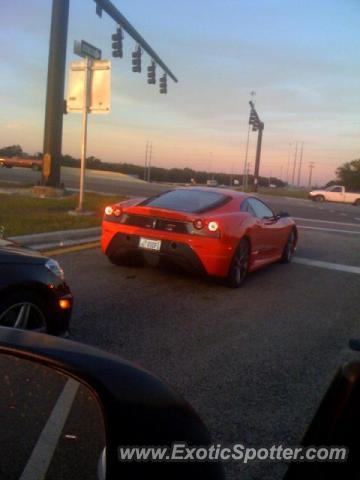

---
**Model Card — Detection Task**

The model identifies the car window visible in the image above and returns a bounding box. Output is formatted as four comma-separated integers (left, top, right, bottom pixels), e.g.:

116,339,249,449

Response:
240,199,256,216
331,187,343,192
141,189,230,213
247,198,274,219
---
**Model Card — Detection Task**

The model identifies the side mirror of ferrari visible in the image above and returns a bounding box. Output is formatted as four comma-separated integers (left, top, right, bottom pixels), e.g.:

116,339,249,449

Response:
0,327,224,480
277,211,290,218
284,361,360,479
263,216,277,224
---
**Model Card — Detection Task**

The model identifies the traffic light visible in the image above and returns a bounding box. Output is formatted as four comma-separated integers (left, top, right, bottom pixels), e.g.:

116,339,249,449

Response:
159,73,167,94
132,46,142,73
249,108,260,131
112,28,123,58
147,61,156,84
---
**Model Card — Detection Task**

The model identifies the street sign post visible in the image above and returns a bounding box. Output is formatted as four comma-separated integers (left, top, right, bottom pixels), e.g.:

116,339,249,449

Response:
68,41,110,212
67,60,111,113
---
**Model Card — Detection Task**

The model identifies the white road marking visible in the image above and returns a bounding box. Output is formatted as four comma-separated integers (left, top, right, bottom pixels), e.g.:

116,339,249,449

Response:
294,257,360,275
340,213,348,216
20,378,79,480
293,217,360,228
298,225,360,234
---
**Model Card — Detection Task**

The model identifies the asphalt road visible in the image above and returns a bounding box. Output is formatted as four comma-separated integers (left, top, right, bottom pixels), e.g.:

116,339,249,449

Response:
2,166,360,479
54,210,359,480
0,165,170,197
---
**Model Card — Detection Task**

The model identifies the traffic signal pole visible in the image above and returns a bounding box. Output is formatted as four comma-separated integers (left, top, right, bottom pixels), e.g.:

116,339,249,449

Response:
42,0,69,187
253,122,264,193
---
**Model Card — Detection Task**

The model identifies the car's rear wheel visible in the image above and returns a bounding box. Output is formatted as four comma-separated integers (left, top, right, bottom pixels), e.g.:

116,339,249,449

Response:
226,238,250,288
32,163,41,171
0,291,48,332
354,199,360,206
314,195,324,202
280,229,296,263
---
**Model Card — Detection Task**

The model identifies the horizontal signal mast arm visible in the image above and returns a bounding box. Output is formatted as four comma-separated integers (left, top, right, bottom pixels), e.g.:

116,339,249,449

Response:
94,0,178,83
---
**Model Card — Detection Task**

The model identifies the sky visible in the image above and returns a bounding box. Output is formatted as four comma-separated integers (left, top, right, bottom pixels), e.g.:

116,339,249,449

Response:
0,0,359,186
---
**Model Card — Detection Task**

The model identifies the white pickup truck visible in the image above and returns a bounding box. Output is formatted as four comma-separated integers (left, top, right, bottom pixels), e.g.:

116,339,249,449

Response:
309,186,360,206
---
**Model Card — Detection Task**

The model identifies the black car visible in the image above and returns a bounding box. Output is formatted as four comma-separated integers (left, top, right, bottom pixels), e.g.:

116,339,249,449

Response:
0,244,72,335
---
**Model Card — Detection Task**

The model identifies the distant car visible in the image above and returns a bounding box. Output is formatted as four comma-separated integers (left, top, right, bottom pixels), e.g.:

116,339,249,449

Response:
309,185,360,206
206,179,218,187
0,157,42,171
102,187,297,287
0,244,72,335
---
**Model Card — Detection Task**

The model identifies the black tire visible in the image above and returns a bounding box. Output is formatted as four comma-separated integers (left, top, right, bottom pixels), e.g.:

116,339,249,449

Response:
0,291,49,332
280,229,296,263
354,199,360,206
32,164,41,171
226,238,250,288
314,195,324,202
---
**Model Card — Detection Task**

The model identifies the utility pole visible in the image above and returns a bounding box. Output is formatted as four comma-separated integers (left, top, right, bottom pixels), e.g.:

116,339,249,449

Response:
41,0,177,190
248,100,264,193
286,143,292,184
242,124,251,191
297,142,304,187
291,142,298,186
245,163,251,190
144,141,149,181
242,91,256,191
42,0,70,188
308,162,315,188
253,121,264,192
147,142,152,182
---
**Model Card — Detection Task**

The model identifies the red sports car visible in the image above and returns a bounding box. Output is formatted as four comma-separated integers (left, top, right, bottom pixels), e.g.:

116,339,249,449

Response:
101,187,297,287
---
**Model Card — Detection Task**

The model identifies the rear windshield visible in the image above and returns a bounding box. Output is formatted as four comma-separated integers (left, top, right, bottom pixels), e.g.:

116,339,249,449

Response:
141,189,230,213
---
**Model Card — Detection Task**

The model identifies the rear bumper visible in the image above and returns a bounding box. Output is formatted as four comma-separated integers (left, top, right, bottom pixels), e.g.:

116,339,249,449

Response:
106,233,207,275
102,221,234,277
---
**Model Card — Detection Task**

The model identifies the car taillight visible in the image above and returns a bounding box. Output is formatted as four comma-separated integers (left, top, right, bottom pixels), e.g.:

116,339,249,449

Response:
208,221,219,232
105,206,113,216
193,219,204,230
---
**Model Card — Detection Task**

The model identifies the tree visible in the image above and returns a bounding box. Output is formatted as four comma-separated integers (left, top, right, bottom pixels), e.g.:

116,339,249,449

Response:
336,159,360,192
324,180,340,189
0,145,23,157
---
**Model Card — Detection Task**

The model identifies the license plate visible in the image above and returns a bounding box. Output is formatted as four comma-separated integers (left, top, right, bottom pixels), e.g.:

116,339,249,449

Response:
139,237,161,251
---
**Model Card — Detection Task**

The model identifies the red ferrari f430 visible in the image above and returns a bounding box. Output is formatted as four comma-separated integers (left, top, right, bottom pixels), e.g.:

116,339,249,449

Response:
102,188,297,287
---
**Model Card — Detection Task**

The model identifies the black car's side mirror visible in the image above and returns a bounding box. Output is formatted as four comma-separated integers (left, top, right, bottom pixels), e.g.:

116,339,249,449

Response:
285,361,360,479
0,327,224,480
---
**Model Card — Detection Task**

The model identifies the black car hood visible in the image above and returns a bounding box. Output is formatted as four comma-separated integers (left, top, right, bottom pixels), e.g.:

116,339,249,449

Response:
0,245,47,265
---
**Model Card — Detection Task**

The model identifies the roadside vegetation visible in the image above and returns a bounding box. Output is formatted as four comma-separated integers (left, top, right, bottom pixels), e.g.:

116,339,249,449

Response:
0,192,123,237
257,187,309,199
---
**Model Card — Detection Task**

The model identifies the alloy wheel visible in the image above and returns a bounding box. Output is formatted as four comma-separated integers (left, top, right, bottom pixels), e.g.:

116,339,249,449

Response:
0,302,46,331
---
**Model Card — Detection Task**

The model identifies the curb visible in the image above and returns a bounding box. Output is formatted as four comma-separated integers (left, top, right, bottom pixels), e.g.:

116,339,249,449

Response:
8,227,101,252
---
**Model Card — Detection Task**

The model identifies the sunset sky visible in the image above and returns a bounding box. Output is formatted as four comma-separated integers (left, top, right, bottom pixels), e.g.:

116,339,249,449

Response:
0,0,359,185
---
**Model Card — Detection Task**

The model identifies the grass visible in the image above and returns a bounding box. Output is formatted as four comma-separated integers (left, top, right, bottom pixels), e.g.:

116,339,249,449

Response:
232,186,310,199
0,192,124,237
257,187,310,199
